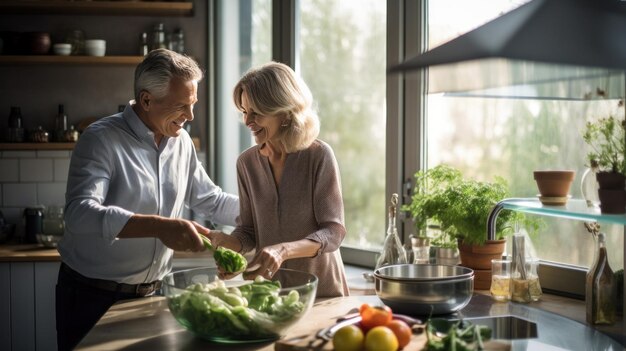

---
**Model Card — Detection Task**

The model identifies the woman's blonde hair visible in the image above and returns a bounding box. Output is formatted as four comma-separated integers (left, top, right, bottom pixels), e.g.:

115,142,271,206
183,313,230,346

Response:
233,62,320,152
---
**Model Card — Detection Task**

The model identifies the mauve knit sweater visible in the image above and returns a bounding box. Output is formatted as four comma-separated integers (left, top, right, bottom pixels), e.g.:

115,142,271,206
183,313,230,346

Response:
231,139,349,297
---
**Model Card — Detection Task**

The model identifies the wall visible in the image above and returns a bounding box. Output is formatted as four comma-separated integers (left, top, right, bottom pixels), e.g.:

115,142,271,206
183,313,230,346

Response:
0,1,209,238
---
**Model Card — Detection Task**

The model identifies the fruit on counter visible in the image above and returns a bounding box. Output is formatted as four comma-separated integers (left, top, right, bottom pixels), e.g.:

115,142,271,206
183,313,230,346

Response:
364,326,399,351
359,303,393,329
332,324,365,351
385,320,412,349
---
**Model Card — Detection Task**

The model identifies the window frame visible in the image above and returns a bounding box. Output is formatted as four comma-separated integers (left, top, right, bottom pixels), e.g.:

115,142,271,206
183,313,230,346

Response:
209,0,593,297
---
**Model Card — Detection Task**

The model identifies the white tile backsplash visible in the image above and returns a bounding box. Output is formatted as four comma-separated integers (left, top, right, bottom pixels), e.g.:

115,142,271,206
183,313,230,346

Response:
1,150,70,211
0,159,19,182
37,183,66,206
3,151,36,158
54,159,70,182
20,159,53,182
3,183,38,207
37,150,72,158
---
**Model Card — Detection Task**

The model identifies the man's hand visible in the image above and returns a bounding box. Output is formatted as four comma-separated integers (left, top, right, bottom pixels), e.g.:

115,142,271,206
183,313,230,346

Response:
118,214,210,252
158,219,209,252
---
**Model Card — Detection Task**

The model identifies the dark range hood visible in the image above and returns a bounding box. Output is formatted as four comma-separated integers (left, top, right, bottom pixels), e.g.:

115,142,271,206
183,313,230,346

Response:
390,0,626,100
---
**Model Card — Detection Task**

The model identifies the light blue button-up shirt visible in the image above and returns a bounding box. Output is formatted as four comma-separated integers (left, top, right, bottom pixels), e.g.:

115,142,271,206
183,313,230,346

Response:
58,103,238,284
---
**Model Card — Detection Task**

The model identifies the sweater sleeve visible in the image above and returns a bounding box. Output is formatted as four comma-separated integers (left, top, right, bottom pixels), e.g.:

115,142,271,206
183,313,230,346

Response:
305,141,346,255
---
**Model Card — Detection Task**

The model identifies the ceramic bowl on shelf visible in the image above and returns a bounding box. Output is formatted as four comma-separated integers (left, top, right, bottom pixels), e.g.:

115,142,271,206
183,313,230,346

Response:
84,39,106,57
162,266,318,343
533,170,575,205
53,43,72,56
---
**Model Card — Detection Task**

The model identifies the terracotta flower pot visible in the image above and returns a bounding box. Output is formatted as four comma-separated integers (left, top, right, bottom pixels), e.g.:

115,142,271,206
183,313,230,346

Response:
458,239,506,270
533,170,575,198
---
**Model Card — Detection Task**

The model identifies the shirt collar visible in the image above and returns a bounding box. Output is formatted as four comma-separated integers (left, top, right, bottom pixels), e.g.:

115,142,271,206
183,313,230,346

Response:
123,101,170,150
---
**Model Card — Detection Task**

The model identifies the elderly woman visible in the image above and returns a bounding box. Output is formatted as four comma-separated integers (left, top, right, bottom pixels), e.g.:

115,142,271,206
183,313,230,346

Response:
209,62,349,297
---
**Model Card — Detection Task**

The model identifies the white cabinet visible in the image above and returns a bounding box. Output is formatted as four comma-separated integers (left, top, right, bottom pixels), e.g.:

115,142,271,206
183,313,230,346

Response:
0,261,60,351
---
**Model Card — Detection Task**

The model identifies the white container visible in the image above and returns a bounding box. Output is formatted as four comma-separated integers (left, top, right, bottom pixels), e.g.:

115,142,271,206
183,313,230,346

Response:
85,39,106,57
52,43,72,56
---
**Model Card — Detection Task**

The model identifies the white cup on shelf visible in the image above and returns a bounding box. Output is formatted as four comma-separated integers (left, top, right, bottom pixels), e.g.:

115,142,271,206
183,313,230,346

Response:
84,39,106,57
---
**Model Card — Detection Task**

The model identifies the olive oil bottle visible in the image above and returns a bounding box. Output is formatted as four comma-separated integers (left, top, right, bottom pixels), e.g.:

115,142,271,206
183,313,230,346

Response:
586,232,616,325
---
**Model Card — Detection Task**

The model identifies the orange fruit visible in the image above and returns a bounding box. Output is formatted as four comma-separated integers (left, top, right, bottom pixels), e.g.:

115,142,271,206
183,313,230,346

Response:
386,320,412,348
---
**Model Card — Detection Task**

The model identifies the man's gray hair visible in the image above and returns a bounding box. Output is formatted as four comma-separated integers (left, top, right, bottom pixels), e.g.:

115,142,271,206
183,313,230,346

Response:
134,49,203,101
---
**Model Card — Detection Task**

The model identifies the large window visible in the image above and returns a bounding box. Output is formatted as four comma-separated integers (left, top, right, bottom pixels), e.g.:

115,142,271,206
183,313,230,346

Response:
426,1,624,274
215,0,272,195
299,0,387,250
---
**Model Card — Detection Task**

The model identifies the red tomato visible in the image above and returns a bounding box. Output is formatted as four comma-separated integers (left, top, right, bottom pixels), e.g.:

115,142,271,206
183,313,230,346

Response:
359,304,393,330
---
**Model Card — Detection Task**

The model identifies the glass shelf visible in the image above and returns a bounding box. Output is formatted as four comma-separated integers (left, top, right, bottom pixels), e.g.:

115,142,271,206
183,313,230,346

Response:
500,198,626,226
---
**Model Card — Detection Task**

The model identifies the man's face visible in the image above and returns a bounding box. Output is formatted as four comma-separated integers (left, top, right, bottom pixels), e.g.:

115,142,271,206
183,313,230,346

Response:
142,76,198,141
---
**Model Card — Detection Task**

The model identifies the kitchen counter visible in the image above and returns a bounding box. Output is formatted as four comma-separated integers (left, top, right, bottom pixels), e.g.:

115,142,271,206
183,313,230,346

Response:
76,293,625,350
0,243,213,262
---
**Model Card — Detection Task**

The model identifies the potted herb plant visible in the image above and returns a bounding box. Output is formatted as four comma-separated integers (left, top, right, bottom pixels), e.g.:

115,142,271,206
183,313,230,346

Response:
403,165,524,288
582,100,626,214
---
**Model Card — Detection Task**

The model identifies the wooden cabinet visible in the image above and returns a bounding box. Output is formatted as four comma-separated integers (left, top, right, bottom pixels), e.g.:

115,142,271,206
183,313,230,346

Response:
0,1,194,16
0,261,60,351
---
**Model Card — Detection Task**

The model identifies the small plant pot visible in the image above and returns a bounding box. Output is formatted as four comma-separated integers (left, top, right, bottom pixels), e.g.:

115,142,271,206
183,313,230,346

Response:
598,189,626,214
596,171,626,190
533,170,575,205
458,239,506,270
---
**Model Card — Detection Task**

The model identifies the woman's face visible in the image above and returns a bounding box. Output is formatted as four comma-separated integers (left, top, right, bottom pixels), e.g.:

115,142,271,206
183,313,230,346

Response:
240,91,283,146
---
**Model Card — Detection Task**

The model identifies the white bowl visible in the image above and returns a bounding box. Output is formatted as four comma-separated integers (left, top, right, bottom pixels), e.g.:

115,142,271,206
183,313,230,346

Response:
85,39,106,57
53,43,72,56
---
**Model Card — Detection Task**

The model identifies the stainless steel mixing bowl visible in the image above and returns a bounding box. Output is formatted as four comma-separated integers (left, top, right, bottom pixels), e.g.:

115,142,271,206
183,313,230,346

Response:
374,264,474,316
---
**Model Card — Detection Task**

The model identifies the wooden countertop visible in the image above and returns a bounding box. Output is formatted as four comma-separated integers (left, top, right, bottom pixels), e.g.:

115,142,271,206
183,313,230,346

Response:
0,244,60,262
0,243,213,262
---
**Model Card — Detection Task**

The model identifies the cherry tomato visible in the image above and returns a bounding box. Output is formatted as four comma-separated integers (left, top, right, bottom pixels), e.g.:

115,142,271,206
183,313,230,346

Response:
332,324,364,351
386,320,412,349
364,326,399,351
359,303,393,330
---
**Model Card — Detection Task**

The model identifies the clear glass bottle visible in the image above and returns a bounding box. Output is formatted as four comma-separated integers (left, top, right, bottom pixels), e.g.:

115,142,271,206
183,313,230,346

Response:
55,104,68,142
7,106,24,142
375,193,407,269
586,232,616,325
140,32,149,56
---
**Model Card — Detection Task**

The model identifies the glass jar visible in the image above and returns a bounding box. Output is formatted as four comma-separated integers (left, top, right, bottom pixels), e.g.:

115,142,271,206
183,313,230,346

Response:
581,167,600,208
7,106,24,142
151,23,167,51
511,257,542,302
65,29,85,55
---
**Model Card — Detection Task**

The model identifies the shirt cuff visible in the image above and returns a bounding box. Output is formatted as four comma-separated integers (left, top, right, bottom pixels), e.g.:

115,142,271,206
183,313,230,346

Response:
102,206,134,243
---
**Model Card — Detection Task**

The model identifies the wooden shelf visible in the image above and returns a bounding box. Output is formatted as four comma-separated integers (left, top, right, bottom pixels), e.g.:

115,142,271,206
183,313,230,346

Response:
0,1,193,16
0,143,76,150
0,55,144,65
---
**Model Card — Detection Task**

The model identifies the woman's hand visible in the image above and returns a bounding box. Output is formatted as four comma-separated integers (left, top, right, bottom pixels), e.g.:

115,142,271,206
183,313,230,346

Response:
243,244,287,280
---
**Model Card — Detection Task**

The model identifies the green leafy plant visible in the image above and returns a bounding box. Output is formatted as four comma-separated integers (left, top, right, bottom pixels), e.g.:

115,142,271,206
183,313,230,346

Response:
582,100,626,175
403,164,521,246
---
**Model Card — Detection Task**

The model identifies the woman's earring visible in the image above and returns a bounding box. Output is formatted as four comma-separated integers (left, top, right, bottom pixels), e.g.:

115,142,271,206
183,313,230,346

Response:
281,121,289,127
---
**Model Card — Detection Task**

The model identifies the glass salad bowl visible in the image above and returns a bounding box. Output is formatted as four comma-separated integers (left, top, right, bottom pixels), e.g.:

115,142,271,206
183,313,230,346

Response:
162,266,318,343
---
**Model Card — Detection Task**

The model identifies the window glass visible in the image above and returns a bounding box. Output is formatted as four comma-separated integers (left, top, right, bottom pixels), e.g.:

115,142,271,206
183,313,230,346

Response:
300,0,387,248
216,0,272,194
426,1,624,270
